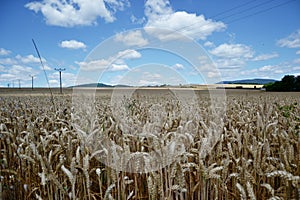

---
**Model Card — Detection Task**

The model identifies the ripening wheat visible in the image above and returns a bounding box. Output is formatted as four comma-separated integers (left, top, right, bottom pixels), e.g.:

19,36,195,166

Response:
0,91,299,199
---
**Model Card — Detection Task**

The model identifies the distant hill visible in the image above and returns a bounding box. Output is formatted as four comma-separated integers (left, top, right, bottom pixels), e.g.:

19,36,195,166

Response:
218,78,277,85
70,83,131,88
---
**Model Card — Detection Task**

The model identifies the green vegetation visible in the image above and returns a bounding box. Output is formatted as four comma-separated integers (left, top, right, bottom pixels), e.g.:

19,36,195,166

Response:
264,75,300,91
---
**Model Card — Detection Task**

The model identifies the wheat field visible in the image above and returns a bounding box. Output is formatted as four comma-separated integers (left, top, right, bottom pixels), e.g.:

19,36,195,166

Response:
0,89,299,200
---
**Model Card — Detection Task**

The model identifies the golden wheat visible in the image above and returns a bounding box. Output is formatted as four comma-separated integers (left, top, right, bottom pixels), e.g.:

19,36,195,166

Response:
0,91,299,199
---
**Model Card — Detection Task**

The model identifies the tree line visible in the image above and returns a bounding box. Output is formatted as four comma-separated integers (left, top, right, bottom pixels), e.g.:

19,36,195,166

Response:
264,75,300,91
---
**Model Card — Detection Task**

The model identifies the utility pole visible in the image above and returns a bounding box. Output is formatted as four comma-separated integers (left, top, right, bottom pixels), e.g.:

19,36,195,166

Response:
29,75,35,90
55,68,65,94
18,79,21,89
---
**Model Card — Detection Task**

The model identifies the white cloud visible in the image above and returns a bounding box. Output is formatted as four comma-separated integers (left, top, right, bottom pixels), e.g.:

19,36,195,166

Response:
144,0,226,40
40,65,52,71
115,30,148,47
0,65,5,72
209,43,255,70
293,66,300,70
0,65,38,83
277,29,300,48
274,70,284,74
49,71,77,87
252,53,278,61
136,71,162,86
0,53,51,86
210,43,254,59
109,74,124,85
145,0,173,17
0,58,18,65
207,71,219,78
16,54,45,63
60,40,87,49
0,73,15,80
293,58,300,64
49,79,59,85
77,49,141,71
172,63,184,70
8,65,35,75
143,71,161,79
25,0,129,27
258,65,274,72
77,59,110,71
130,15,146,24
203,41,214,48
239,62,300,79
296,50,300,55
0,48,11,56
116,49,142,60
110,64,129,71
215,58,245,69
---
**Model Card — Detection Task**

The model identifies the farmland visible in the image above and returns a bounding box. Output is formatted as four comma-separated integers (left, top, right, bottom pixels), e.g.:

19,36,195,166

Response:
0,88,299,199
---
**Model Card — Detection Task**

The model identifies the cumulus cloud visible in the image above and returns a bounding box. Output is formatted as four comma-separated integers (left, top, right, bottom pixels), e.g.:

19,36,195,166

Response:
252,53,279,61
8,65,34,74
110,64,129,71
40,65,52,71
49,71,77,87
60,40,87,49
130,15,146,24
76,59,109,71
16,54,45,63
0,64,38,83
293,58,300,64
0,54,47,65
215,58,245,69
0,65,5,72
209,43,254,70
0,58,18,65
239,61,300,79
258,65,274,72
172,63,184,70
116,49,141,60
203,41,215,48
210,43,254,59
77,49,141,71
0,73,15,80
0,48,11,56
277,29,300,48
144,0,226,40
115,30,148,47
0,52,52,86
25,0,129,27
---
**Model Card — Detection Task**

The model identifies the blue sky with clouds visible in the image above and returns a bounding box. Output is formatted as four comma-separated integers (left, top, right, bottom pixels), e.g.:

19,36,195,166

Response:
0,0,299,87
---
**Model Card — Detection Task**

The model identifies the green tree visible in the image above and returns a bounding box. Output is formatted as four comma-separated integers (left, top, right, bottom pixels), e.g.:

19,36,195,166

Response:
281,75,295,91
295,75,300,91
264,75,298,91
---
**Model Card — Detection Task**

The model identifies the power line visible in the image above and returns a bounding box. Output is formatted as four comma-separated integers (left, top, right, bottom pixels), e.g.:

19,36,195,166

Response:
170,0,294,38
32,39,52,90
29,75,35,90
32,39,56,109
144,0,295,45
226,0,296,24
55,68,66,94
210,0,259,18
216,0,279,21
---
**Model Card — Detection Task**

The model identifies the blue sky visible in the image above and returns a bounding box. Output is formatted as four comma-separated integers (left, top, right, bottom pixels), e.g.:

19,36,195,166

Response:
0,0,300,87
